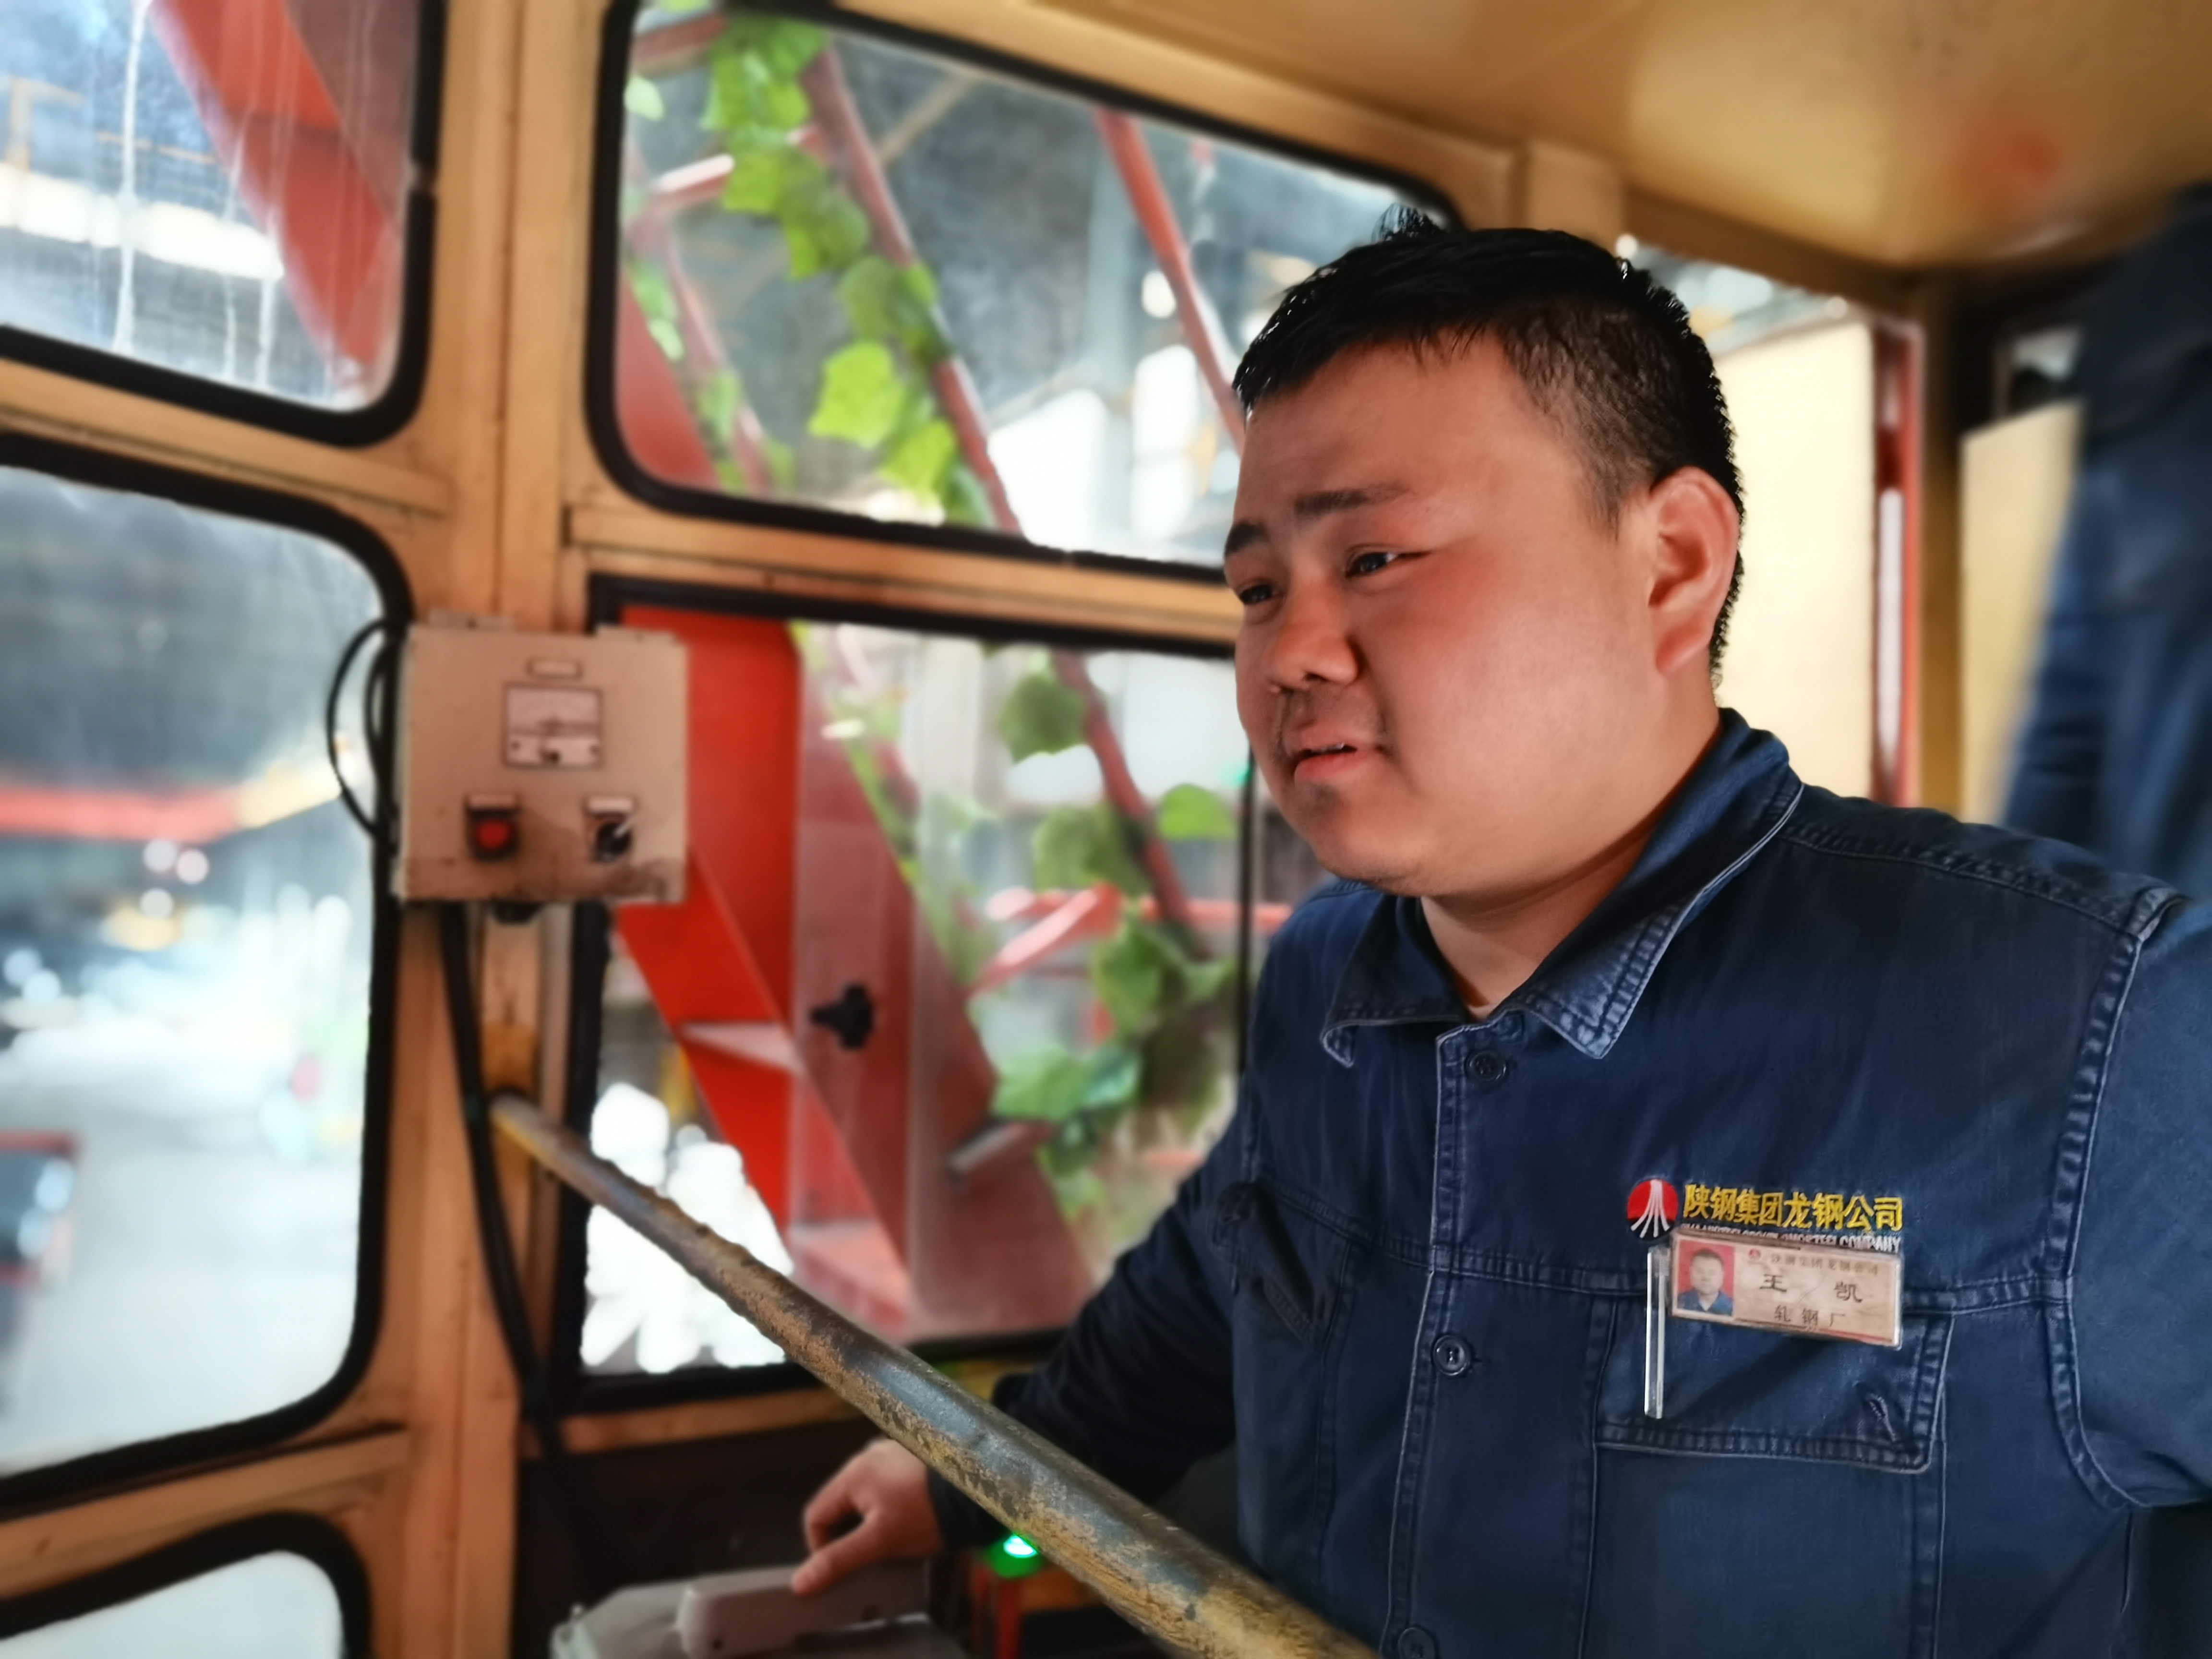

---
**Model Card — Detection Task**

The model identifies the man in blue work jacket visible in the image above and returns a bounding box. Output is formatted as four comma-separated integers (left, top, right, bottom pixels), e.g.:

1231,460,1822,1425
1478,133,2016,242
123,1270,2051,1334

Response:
792,215,2212,1654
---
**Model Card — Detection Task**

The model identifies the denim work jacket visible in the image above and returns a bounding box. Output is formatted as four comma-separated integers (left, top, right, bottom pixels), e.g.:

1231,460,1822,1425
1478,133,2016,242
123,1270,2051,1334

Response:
933,713,2212,1657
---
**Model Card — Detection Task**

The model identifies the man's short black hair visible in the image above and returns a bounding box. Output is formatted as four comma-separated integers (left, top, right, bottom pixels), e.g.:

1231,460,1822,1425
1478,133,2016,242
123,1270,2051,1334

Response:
1234,211,1745,672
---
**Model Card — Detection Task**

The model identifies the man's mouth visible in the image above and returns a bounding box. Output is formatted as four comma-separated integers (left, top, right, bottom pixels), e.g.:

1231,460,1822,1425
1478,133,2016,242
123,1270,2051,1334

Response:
1288,741,1364,781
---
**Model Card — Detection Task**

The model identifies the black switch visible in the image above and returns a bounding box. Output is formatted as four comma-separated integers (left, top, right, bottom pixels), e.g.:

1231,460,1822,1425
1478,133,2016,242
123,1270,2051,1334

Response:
809,983,876,1051
584,796,637,865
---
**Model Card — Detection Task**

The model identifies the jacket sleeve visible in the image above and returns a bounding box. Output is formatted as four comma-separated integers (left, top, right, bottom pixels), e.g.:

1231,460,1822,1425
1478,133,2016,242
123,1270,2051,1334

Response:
2068,892,2212,1506
2005,468,2113,850
926,1095,1244,1549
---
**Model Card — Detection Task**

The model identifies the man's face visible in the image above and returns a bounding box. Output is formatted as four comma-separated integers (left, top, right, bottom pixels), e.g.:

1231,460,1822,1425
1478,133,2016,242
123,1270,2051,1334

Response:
1226,341,1693,902
1690,1255,1725,1297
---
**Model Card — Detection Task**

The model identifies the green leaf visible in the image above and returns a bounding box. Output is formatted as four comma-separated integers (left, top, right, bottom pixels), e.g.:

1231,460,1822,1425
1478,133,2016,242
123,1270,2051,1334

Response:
898,263,951,363
792,188,871,275
698,368,742,448
942,465,995,527
646,316,685,360
1184,956,1235,1004
761,435,796,492
900,260,940,310
702,47,757,133
990,1048,1091,1123
808,341,906,447
624,76,667,121
723,15,829,77
1030,806,1091,891
1093,922,1169,1033
998,671,1088,761
721,144,819,214
702,35,815,137
629,260,677,326
838,255,948,360
783,217,824,281
836,255,903,340
656,0,711,12
881,418,958,497
1081,1041,1143,1110
989,1042,1141,1124
1032,804,1147,897
762,76,811,132
775,175,870,279
1156,782,1237,842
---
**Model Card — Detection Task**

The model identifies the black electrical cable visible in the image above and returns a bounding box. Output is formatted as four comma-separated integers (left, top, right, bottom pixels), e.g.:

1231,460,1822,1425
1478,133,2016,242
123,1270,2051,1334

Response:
363,632,395,765
326,618,399,843
438,902,568,1459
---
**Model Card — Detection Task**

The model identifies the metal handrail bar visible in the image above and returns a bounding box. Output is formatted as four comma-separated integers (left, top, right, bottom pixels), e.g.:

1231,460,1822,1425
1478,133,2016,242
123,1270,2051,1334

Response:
490,1095,1373,1659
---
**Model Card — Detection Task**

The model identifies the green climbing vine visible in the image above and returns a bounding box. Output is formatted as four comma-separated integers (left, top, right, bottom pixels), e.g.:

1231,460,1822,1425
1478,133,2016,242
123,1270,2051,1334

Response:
800,636,1241,1223
625,13,992,524
986,661,1237,1210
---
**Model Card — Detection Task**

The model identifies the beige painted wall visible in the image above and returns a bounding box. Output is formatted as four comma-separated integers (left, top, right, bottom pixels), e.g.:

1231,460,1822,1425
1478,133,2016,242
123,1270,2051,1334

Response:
1714,321,1876,797
1959,403,2081,824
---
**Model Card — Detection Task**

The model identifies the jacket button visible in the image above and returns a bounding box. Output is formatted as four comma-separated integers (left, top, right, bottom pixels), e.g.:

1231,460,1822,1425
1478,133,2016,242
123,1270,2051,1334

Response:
1467,1050,1508,1084
1399,1627,1439,1659
1432,1334,1472,1376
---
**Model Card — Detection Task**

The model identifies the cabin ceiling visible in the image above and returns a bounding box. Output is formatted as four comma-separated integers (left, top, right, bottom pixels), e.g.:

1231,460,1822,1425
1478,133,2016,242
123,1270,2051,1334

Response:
1034,0,2212,268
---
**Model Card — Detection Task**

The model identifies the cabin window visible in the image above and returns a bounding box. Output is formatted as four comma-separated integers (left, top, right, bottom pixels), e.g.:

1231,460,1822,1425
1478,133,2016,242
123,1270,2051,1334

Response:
0,0,433,430
1626,245,1902,802
598,3,1432,572
0,1523,364,1657
559,593,1299,1390
0,448,397,1485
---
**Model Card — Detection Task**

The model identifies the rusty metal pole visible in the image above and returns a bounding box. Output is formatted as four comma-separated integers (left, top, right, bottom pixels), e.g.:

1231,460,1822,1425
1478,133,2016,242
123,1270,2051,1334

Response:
492,1095,1371,1659
1093,110,1247,455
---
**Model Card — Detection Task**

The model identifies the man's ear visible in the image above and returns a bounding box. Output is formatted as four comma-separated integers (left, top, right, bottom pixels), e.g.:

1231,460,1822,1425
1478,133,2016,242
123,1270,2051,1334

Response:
1642,467,1741,678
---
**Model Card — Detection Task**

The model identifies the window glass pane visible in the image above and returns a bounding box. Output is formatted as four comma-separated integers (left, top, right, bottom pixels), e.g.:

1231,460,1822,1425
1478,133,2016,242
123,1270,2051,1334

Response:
1628,245,1878,799
612,6,1419,567
0,465,384,1473
0,1552,342,1659
0,0,422,409
580,611,1246,1374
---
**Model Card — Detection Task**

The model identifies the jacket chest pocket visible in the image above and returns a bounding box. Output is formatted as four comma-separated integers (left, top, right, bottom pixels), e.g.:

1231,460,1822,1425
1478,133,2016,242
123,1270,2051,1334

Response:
1597,1299,1950,1468
1583,1300,1953,1655
1208,1180,1365,1591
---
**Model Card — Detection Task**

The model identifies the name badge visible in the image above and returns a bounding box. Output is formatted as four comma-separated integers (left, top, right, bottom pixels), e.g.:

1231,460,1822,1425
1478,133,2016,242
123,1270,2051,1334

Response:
1669,1228,1902,1348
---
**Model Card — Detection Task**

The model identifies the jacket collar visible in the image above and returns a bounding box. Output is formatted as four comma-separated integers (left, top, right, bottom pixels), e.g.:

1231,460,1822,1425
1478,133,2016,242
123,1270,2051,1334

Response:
1320,711,1804,1064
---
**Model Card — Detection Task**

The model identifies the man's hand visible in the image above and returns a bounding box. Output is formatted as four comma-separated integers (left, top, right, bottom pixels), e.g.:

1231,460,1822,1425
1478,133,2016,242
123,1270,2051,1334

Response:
792,1438,944,1595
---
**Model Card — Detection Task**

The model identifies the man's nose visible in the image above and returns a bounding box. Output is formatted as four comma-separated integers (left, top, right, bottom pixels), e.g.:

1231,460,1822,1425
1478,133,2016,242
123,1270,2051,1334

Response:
1259,579,1358,689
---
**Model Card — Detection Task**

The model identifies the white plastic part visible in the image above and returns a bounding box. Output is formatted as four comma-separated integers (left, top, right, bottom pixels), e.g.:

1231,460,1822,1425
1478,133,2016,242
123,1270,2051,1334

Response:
676,1562,929,1659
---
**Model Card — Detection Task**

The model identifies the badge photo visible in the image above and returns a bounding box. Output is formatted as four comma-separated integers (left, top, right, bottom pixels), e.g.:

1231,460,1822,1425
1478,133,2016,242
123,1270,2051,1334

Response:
1675,1237,1736,1319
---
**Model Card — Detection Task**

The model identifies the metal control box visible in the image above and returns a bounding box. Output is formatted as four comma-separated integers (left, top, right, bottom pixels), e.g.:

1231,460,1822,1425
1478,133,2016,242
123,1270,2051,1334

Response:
395,615,686,904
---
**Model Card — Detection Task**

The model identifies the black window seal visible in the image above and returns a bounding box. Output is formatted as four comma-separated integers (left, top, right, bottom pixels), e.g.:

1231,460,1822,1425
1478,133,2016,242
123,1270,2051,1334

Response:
545,570,1235,1415
0,0,448,450
583,0,1458,589
0,1511,372,1656
0,430,413,1518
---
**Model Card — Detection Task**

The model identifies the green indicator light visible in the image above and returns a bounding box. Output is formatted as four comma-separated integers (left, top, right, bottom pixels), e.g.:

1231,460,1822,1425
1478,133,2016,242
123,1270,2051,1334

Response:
985,1532,1047,1578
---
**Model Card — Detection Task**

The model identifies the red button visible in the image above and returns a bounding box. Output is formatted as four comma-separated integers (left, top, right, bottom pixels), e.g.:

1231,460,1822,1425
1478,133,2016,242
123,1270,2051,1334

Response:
469,815,517,857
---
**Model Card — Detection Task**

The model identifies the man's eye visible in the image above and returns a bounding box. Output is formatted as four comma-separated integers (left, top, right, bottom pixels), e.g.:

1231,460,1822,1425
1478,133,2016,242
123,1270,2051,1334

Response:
1233,581,1278,607
1347,550,1403,578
